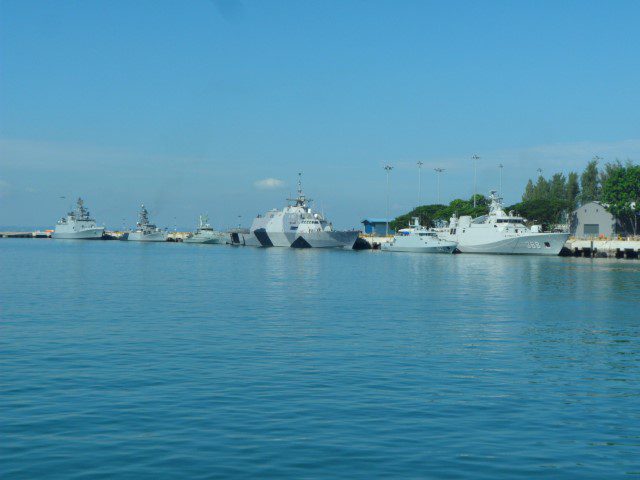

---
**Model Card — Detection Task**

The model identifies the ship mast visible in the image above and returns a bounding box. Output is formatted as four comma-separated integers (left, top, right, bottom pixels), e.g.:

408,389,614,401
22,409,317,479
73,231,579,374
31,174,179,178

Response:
287,172,310,208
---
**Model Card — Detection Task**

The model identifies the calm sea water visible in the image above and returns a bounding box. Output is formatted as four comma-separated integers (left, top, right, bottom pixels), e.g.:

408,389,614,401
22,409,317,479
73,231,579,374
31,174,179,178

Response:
1,239,639,479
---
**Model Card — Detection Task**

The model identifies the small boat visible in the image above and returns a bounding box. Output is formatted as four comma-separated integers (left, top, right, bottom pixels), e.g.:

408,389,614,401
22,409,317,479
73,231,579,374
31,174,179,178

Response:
382,217,457,253
184,215,227,244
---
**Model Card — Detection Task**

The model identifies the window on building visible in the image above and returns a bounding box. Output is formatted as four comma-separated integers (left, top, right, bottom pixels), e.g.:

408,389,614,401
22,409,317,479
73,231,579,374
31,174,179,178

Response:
584,224,599,235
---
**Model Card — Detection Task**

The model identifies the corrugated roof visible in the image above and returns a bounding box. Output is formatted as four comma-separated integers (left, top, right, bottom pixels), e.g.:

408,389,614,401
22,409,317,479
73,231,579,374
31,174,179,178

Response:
361,218,391,223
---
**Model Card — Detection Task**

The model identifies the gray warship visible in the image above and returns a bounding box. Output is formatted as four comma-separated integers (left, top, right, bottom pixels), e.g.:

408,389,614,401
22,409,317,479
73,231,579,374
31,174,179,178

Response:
126,205,168,242
243,174,359,249
53,197,105,240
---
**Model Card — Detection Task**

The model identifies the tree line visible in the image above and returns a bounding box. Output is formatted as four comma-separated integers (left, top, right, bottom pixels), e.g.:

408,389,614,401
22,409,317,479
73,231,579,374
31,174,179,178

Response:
390,158,640,235
511,158,639,234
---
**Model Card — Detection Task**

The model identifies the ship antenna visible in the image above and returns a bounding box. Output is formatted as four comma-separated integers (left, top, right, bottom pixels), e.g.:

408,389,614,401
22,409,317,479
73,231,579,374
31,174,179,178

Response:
297,172,303,197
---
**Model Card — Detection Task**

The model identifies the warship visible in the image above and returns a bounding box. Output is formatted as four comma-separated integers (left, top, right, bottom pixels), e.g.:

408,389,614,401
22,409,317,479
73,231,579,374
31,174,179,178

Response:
184,215,226,244
437,191,569,255
53,198,105,240
244,174,359,249
126,205,168,242
382,217,457,253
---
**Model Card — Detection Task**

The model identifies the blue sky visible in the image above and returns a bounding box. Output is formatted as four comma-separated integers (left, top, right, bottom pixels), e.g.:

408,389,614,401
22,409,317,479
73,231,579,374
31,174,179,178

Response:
1,0,639,229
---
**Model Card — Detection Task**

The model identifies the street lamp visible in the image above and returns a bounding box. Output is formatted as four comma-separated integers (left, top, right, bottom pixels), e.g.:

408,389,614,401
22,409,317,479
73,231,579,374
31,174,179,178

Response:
417,161,424,206
472,154,480,207
434,168,445,204
384,164,393,236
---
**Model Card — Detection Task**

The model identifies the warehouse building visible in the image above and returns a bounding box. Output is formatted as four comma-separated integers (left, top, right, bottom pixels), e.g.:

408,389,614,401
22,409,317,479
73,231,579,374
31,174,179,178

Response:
570,201,619,238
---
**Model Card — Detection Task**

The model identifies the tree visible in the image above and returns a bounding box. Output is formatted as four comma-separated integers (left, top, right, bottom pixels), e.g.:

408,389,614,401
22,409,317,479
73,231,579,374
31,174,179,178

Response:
580,159,600,203
599,159,624,187
601,164,640,235
566,172,580,211
390,195,489,232
532,175,550,200
522,179,535,202
507,198,567,230
549,173,567,203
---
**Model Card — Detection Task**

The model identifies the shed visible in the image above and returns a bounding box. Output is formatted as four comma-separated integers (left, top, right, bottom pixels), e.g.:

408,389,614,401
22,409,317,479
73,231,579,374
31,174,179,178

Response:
570,201,618,238
361,218,394,235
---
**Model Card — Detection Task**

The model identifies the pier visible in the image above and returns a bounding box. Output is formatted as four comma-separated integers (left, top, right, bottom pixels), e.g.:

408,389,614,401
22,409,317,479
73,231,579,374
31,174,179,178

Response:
565,238,640,259
0,231,52,238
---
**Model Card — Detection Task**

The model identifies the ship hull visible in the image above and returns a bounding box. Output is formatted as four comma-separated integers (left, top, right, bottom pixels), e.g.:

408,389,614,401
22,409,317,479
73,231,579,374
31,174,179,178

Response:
184,234,225,244
242,233,262,247
455,233,569,255
52,228,105,240
127,231,168,242
251,229,296,247
266,231,297,247
292,230,360,249
382,243,457,254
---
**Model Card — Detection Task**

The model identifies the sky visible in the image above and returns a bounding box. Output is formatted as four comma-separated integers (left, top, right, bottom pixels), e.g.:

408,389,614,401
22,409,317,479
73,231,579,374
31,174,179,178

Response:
1,0,640,230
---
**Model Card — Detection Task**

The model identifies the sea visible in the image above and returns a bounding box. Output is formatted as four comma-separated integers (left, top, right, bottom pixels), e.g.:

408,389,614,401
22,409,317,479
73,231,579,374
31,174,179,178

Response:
1,239,639,479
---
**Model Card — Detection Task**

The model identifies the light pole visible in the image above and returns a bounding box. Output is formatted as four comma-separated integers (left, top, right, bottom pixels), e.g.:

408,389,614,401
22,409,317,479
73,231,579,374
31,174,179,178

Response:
498,163,503,197
472,154,480,207
434,168,444,204
417,161,424,206
384,164,393,236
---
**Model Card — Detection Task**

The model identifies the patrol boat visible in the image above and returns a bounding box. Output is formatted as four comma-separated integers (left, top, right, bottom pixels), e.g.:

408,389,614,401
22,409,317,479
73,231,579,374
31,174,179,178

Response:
53,197,105,239
438,191,569,255
184,215,226,244
126,205,168,242
246,173,359,249
382,217,457,253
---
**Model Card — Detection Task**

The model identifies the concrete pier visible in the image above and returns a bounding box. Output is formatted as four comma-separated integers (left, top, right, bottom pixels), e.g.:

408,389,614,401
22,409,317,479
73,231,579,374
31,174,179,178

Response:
359,234,392,249
565,238,640,259
0,231,51,238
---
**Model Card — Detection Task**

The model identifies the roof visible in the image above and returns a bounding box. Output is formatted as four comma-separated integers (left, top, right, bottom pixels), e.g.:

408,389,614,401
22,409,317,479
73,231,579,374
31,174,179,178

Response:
573,201,611,213
361,218,391,224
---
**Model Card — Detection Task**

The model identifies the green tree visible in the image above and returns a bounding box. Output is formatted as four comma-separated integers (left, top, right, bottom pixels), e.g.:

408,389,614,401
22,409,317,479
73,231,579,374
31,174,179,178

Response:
522,179,535,202
599,159,623,187
549,173,567,203
390,195,489,231
580,159,600,203
532,175,550,200
601,164,640,235
566,172,580,210
507,198,567,230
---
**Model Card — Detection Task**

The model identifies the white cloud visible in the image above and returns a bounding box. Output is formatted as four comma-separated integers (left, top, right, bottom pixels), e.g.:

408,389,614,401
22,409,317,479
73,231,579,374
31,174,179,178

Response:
254,178,285,189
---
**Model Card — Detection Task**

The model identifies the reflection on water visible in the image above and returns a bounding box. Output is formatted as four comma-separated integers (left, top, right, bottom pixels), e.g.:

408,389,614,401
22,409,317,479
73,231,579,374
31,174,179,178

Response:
1,240,639,479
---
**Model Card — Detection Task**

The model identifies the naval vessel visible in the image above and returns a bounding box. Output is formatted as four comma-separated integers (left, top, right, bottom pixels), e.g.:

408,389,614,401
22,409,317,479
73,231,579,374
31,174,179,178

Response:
245,174,359,249
437,191,569,255
382,217,457,253
184,215,226,244
53,198,105,240
126,205,168,242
